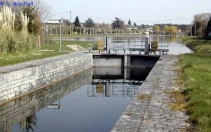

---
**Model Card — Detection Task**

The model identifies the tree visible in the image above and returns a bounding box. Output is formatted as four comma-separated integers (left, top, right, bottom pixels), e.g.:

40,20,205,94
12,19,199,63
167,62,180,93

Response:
112,17,124,29
30,0,51,21
192,21,201,36
192,13,211,36
128,19,131,26
206,17,211,39
153,26,160,34
20,7,42,35
169,26,178,34
84,18,95,28
164,26,177,34
164,26,170,34
12,0,50,35
61,19,70,26
74,16,81,27
19,114,37,132
3,0,51,21
134,22,137,27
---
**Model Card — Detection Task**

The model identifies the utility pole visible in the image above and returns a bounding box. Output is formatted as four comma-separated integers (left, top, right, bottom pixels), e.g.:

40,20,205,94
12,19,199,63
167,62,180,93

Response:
201,21,203,37
70,11,71,35
59,20,62,52
194,15,196,36
191,24,192,36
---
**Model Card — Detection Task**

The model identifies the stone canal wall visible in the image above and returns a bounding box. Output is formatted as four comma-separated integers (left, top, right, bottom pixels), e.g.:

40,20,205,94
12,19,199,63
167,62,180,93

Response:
0,69,92,131
0,52,93,103
112,55,190,132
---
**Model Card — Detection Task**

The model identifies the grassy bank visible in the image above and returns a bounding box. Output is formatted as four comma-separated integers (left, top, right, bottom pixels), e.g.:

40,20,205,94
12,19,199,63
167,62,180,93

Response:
180,36,211,131
48,33,144,38
181,36,211,54
0,51,66,66
0,40,96,66
42,40,96,51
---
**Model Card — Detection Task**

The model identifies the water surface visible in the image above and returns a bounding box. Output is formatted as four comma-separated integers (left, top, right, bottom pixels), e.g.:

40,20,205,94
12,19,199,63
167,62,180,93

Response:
0,67,147,132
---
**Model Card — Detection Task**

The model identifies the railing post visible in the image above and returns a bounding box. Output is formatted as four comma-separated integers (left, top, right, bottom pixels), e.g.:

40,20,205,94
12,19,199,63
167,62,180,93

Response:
145,37,150,55
106,37,109,54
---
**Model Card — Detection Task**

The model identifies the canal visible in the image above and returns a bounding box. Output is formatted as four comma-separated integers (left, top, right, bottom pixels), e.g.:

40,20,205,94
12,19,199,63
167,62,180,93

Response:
0,67,150,132
0,35,191,132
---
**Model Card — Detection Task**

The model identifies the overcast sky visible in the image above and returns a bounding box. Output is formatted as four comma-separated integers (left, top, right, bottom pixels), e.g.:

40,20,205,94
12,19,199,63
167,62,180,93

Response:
44,0,211,25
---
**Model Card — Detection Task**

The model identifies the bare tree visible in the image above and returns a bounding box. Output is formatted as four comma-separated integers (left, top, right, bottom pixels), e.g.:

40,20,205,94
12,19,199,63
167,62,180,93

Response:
32,0,51,21
15,0,51,21
0,0,52,21
193,13,211,36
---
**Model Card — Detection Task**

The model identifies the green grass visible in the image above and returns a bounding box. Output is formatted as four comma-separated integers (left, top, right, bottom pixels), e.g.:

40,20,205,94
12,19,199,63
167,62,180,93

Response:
0,40,97,66
48,33,145,38
180,36,211,131
180,54,211,132
181,36,211,54
0,51,67,66
42,40,97,51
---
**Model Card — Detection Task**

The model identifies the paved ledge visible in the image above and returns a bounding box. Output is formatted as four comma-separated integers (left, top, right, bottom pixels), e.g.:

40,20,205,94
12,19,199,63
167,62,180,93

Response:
112,55,190,132
0,52,87,74
0,52,93,103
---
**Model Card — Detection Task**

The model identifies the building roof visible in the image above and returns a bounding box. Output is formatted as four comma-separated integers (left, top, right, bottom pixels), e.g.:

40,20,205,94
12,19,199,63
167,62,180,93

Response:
46,20,60,24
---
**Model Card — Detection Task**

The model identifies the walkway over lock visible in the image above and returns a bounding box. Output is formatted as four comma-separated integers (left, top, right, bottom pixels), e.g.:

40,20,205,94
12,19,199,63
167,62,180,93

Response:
96,37,169,55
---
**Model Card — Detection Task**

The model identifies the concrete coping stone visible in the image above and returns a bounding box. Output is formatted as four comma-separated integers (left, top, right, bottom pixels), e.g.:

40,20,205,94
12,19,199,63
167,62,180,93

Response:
0,52,90,74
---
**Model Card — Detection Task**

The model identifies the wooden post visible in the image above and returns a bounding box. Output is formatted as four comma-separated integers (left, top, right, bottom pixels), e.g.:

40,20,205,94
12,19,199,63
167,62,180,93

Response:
97,40,105,53
151,41,158,54
37,35,41,50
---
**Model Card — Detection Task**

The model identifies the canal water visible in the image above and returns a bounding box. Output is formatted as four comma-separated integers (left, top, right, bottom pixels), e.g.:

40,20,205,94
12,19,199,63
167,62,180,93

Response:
0,67,149,132
54,35,192,54
108,35,192,54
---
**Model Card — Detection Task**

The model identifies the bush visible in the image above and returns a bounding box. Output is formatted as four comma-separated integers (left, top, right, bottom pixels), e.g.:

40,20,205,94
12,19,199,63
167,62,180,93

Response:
0,6,38,54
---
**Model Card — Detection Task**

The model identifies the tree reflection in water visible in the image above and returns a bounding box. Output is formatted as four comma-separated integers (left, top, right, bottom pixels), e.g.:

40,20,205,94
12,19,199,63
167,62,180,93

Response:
19,114,37,132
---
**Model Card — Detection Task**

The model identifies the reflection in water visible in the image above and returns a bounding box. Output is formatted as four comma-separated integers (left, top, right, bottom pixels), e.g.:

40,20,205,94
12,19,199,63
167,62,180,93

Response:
151,35,178,43
0,69,92,132
88,79,140,97
111,35,179,43
90,66,153,98
0,66,150,132
19,114,37,132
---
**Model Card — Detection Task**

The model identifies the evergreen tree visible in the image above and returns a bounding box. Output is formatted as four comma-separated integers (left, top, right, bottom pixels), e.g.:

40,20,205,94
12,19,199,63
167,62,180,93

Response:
128,19,131,26
84,18,95,27
134,22,137,27
112,17,124,29
206,18,211,38
74,16,81,27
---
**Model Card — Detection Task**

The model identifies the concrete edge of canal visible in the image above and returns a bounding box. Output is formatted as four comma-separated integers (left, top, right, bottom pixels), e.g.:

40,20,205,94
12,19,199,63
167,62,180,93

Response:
112,54,190,132
0,52,93,104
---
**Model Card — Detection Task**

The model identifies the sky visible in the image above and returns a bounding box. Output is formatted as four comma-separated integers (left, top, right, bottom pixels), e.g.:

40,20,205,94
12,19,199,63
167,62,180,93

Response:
44,0,211,25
